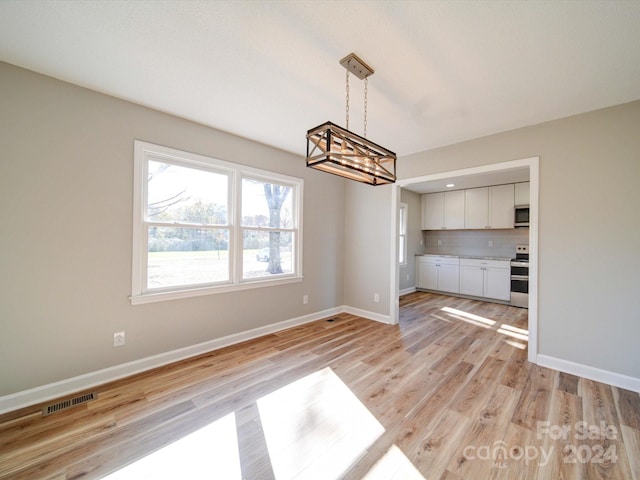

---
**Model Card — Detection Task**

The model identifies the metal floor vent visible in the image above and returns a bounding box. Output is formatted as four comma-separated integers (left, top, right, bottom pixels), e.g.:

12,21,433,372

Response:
42,392,97,416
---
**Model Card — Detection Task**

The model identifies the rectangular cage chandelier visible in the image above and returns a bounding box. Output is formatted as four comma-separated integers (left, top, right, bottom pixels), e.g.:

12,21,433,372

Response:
306,53,396,186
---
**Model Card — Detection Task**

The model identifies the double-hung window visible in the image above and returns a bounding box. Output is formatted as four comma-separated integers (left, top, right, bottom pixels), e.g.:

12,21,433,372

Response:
131,141,302,304
399,202,408,265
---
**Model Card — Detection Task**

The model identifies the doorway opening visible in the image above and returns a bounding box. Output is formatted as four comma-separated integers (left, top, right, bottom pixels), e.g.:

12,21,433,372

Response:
391,157,539,364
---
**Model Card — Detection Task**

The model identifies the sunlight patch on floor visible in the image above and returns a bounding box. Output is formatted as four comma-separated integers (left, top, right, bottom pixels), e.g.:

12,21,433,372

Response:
103,413,242,480
504,339,528,349
441,306,495,328
497,323,529,341
440,307,529,345
257,367,385,480
362,444,426,480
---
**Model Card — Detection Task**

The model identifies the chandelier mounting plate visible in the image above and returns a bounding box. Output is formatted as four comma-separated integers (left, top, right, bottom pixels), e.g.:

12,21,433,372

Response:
339,53,374,80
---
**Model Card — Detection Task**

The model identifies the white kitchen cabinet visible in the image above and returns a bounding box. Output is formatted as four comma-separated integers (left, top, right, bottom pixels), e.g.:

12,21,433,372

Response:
459,258,510,300
444,190,465,229
459,264,485,297
422,192,443,230
489,184,515,229
484,265,511,301
416,255,460,293
464,184,514,229
421,191,465,230
417,259,438,290
464,187,489,229
515,182,530,205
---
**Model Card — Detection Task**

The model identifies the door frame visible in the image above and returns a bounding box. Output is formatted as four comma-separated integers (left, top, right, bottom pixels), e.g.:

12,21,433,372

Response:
390,156,539,364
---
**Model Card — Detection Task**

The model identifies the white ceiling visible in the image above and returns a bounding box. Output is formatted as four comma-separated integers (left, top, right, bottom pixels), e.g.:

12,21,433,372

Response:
404,167,531,195
1,1,640,161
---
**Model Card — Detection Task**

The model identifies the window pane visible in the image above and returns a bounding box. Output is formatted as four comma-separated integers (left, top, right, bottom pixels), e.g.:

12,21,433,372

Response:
241,178,293,228
399,234,406,263
147,160,228,225
147,226,229,289
243,230,293,279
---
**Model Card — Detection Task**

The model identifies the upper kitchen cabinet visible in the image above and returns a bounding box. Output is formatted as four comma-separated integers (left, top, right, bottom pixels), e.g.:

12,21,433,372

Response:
421,191,465,230
489,184,515,228
464,187,489,229
515,182,530,205
464,184,514,229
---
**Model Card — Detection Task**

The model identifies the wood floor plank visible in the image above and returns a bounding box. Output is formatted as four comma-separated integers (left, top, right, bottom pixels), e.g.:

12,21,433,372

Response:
536,388,586,480
581,379,634,480
620,425,640,480
1,292,638,480
450,356,508,419
446,384,521,479
510,363,555,431
407,408,472,479
614,387,640,431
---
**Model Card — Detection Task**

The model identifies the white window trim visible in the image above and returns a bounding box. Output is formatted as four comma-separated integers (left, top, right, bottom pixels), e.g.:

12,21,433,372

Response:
131,141,303,305
399,202,408,266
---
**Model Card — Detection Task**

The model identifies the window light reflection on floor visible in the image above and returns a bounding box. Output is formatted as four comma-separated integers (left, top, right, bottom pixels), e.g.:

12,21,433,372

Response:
102,368,424,479
362,444,426,479
440,306,496,328
440,307,529,344
103,412,242,480
257,367,385,479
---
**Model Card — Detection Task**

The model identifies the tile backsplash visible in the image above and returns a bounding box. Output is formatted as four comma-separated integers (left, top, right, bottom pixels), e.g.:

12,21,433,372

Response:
423,228,529,259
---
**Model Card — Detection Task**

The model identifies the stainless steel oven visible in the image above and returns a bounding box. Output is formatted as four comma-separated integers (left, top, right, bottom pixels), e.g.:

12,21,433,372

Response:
510,244,529,308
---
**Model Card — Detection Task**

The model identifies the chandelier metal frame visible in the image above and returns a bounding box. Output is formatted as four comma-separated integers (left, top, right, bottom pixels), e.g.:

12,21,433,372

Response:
306,53,397,186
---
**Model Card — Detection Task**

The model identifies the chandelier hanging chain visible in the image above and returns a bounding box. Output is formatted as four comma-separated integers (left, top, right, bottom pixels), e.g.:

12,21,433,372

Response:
305,52,396,186
364,77,368,138
345,69,350,131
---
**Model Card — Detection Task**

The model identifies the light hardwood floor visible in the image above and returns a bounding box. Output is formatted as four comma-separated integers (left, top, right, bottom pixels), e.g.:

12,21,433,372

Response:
1,292,639,479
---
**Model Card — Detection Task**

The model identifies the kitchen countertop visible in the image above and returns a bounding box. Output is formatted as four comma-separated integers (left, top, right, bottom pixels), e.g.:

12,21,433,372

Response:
416,253,513,261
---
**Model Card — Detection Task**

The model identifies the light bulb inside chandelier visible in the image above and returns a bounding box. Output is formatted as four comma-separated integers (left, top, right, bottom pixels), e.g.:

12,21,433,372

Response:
306,53,396,186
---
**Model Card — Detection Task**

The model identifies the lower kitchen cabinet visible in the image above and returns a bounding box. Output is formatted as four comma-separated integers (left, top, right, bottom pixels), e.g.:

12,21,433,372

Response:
459,258,510,301
416,256,460,293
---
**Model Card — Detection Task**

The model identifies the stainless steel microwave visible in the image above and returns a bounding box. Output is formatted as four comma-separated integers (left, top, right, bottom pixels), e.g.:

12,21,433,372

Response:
514,205,530,227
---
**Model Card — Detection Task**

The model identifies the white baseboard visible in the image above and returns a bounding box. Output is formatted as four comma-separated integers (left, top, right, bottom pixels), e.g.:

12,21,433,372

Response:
0,306,342,415
537,354,640,393
341,305,394,325
399,287,417,296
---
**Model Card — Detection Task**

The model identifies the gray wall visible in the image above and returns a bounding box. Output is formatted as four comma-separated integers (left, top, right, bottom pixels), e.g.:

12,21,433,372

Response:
343,182,391,317
0,62,345,396
400,100,640,378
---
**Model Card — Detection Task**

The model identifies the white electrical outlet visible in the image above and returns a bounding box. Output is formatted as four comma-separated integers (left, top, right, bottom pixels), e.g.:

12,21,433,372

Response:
113,331,125,347
303,294,308,305
437,240,442,246
374,293,380,303
488,240,494,247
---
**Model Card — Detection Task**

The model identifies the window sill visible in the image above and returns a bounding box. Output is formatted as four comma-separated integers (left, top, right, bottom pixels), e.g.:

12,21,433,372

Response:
130,276,303,305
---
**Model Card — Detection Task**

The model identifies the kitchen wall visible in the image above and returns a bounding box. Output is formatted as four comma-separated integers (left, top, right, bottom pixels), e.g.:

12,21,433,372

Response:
398,99,640,382
423,228,530,259
0,62,346,397
343,99,640,385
